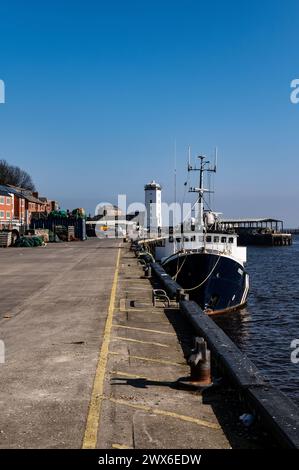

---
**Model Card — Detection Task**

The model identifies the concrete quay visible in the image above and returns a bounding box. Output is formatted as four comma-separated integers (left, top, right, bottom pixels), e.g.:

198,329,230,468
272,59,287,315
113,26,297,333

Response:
0,239,269,448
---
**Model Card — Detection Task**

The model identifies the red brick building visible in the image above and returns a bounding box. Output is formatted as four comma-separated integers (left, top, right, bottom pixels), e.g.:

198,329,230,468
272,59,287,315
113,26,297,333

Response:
39,196,59,214
0,188,14,228
0,185,59,229
13,193,26,223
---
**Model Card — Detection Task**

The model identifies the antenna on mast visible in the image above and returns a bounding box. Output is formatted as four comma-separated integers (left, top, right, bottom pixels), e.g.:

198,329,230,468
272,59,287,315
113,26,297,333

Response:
214,147,218,172
188,145,192,171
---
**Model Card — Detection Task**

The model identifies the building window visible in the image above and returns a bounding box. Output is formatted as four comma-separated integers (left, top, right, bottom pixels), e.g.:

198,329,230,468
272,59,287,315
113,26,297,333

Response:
0,196,4,205
6,211,10,219
206,236,212,243
6,197,11,205
228,237,234,243
213,236,219,243
221,237,227,243
0,211,4,219
191,236,196,242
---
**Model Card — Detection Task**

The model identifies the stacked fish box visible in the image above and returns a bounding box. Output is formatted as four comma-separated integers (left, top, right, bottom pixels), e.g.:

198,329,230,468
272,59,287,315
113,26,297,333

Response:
67,226,75,241
0,231,12,247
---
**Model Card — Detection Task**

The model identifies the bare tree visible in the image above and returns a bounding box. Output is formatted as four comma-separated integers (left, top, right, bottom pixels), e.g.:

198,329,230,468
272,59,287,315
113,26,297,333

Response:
0,160,10,184
0,159,35,191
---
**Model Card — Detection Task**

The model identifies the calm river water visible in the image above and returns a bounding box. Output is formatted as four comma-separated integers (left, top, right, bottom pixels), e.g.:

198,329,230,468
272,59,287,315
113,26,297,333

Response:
215,235,299,405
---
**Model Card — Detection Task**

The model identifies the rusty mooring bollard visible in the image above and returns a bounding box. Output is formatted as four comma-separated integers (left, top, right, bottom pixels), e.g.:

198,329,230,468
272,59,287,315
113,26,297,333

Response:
188,337,211,385
177,337,212,389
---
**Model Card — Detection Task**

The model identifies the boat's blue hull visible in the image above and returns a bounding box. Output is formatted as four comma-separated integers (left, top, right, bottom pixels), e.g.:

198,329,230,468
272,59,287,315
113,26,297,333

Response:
162,251,249,314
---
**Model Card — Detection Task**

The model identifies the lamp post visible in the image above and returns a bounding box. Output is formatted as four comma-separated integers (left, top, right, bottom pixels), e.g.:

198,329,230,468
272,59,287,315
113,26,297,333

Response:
20,189,25,236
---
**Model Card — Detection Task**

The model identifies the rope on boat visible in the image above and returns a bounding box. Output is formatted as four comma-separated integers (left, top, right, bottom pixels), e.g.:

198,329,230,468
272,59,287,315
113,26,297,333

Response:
172,252,188,281
183,255,221,292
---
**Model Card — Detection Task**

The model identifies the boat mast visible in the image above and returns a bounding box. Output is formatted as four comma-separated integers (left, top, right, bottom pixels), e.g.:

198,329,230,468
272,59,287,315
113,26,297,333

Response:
188,153,216,230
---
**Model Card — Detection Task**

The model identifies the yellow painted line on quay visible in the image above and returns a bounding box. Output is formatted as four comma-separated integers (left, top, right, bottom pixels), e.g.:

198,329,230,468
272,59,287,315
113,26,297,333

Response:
111,369,178,384
112,370,150,380
109,351,184,367
117,307,167,316
82,247,121,449
112,336,170,348
125,286,150,291
112,443,132,449
119,298,169,315
112,324,175,336
107,397,220,430
112,370,163,382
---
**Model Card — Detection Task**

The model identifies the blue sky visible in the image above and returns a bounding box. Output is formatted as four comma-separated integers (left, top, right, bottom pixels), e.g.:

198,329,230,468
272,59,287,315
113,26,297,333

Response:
0,0,299,224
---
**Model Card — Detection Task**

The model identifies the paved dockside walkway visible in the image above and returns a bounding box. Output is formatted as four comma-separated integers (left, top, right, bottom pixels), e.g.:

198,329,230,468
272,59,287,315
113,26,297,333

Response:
0,239,120,448
0,238,259,448
94,244,230,449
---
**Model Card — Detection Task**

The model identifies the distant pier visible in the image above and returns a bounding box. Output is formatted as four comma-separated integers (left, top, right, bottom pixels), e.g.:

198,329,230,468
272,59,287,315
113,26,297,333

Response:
221,218,292,246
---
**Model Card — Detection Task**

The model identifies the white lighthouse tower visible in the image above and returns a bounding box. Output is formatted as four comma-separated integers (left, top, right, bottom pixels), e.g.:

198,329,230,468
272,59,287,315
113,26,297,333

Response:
144,180,162,235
